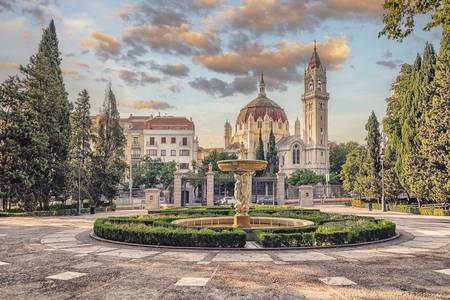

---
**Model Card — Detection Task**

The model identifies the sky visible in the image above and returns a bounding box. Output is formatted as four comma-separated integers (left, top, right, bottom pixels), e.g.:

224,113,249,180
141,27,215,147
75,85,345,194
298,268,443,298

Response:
0,0,442,147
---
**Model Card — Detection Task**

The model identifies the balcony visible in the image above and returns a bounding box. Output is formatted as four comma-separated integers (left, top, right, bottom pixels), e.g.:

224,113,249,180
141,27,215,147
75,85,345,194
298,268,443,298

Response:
131,142,140,149
131,154,141,160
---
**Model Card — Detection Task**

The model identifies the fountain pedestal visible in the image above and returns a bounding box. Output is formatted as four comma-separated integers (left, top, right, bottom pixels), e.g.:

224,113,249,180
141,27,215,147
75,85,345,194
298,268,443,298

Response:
217,159,267,228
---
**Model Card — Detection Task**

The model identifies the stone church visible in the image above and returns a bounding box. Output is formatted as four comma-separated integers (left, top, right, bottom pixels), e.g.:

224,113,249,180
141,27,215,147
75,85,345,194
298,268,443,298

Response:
224,44,330,176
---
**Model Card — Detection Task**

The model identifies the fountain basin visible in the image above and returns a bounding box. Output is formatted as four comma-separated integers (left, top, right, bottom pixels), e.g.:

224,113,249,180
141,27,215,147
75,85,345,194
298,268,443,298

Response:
172,216,313,229
217,159,267,173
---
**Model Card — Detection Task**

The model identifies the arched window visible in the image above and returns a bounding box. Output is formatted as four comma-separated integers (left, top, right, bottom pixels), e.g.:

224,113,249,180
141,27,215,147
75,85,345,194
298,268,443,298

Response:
308,81,313,92
318,80,322,91
292,144,300,165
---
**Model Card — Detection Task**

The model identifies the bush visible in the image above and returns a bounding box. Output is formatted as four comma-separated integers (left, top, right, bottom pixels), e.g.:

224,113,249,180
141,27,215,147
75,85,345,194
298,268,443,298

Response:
94,218,246,248
254,219,396,247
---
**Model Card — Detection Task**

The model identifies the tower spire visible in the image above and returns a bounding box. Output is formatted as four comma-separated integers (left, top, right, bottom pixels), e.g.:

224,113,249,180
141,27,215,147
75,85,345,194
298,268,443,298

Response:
259,71,266,96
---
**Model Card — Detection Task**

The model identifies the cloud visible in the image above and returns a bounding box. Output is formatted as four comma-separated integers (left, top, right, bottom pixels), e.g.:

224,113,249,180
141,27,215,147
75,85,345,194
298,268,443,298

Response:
151,62,189,77
193,37,350,92
189,76,256,97
73,60,89,69
383,50,393,59
3,62,19,70
0,0,59,24
80,31,121,60
119,99,173,110
168,84,182,93
62,68,83,80
123,24,220,58
119,69,160,86
219,0,383,35
376,59,402,69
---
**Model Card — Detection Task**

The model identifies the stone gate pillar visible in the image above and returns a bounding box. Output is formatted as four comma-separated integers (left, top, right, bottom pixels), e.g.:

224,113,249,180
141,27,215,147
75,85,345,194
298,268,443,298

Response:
144,188,160,210
276,171,286,205
174,166,182,207
206,163,214,206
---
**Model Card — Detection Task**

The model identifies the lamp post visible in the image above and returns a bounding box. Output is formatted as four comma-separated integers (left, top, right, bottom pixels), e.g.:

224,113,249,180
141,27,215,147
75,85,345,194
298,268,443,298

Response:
129,155,133,205
381,132,386,212
77,152,82,216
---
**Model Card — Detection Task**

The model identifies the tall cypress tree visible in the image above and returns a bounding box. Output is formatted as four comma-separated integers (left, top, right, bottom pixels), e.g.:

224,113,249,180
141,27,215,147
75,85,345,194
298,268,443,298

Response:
69,89,92,199
256,128,265,161
88,83,126,205
21,19,71,209
0,77,48,211
364,111,382,201
266,126,278,174
421,32,450,203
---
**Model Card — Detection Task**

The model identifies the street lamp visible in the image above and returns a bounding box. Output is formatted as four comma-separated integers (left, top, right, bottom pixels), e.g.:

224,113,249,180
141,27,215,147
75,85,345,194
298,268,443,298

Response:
381,132,386,212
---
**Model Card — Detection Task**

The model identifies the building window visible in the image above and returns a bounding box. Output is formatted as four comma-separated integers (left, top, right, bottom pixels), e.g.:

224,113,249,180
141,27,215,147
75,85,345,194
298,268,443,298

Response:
321,151,324,157
320,116,323,121
179,163,189,170
309,81,313,92
149,137,155,145
146,149,157,156
281,155,285,167
171,137,176,144
180,150,190,156
318,80,322,92
171,150,176,156
278,122,282,129
292,144,300,165
257,121,262,128
182,137,188,146
161,137,166,144
161,150,166,156
132,136,139,146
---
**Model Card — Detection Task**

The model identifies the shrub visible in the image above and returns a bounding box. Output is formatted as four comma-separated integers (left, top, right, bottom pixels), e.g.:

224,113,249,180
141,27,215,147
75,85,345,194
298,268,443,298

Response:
94,218,246,248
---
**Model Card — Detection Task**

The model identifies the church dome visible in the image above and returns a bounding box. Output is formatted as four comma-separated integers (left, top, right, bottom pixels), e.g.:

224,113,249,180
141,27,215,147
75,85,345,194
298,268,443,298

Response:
236,74,288,125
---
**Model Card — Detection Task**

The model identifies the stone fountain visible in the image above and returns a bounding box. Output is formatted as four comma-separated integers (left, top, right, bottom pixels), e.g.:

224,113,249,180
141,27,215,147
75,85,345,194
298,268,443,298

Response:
217,159,267,228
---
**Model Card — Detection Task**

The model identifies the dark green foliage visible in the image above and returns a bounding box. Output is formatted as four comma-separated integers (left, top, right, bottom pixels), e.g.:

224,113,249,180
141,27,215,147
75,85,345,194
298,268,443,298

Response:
420,32,450,203
132,157,176,189
379,0,449,41
340,145,367,195
288,169,324,186
198,150,237,175
69,89,92,200
266,127,278,174
93,218,246,248
0,77,48,211
20,19,71,209
88,84,126,205
365,111,382,201
256,128,265,161
255,219,396,248
329,141,359,182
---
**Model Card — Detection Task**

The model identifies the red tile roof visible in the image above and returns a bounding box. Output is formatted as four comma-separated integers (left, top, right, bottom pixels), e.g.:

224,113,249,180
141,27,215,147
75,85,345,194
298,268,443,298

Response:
144,116,194,130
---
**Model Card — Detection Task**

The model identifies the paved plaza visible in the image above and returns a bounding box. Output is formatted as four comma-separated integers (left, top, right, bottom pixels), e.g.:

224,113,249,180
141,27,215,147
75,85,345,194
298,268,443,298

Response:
0,206,449,299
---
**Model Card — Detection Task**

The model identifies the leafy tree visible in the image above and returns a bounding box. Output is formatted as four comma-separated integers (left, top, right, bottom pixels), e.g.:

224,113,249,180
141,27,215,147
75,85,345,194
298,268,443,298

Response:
199,150,237,175
0,77,47,211
69,89,92,200
420,31,450,203
256,128,265,160
365,111,382,201
379,0,450,41
20,20,71,209
288,169,324,186
329,141,359,182
340,145,367,196
266,126,279,174
132,157,176,189
88,84,126,205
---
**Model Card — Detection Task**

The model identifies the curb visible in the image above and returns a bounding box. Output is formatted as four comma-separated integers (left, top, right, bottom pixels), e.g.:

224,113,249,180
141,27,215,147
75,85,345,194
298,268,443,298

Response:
89,231,401,252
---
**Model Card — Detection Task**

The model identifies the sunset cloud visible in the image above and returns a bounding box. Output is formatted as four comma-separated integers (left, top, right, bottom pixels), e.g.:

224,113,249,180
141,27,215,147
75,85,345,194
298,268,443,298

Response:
3,62,19,70
119,69,160,86
151,62,189,77
62,68,83,80
219,0,383,35
119,99,173,110
80,31,121,60
189,76,256,97
123,24,220,57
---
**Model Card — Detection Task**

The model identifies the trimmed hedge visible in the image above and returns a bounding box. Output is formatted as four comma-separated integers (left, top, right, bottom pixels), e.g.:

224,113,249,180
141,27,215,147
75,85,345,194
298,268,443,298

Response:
255,219,396,248
0,208,90,217
94,218,246,248
347,201,450,216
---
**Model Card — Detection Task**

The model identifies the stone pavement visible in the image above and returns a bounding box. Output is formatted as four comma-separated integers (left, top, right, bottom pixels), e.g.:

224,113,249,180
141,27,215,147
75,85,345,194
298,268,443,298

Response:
0,206,449,299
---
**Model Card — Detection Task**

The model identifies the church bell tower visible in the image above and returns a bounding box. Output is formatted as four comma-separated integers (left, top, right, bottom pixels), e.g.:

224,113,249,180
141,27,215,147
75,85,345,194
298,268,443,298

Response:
301,41,330,174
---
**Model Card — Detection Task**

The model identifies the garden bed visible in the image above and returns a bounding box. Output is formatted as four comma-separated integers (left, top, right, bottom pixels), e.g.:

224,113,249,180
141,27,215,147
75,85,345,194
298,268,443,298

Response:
93,206,397,248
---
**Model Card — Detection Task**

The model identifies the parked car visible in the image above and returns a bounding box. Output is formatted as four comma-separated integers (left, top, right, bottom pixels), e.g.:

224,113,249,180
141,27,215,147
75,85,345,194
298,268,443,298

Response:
220,197,236,205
